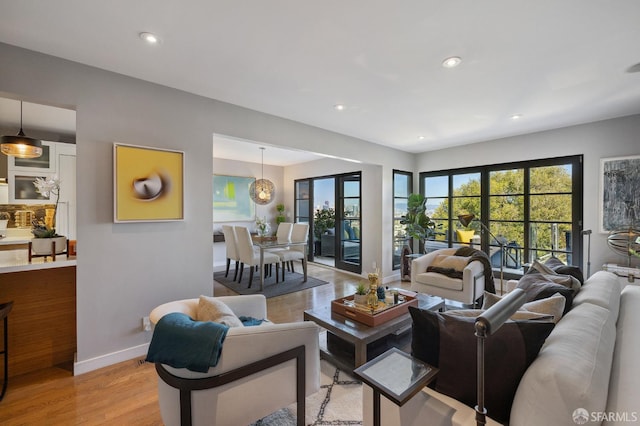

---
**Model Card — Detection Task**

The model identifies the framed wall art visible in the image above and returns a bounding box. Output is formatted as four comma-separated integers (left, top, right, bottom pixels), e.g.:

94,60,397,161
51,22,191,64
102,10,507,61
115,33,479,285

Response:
213,174,255,222
599,155,640,233
113,143,184,222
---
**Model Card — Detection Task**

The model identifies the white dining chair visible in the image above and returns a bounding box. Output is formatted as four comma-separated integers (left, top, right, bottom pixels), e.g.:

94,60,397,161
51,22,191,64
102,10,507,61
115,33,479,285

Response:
276,223,309,280
235,226,281,287
266,222,294,259
221,225,240,281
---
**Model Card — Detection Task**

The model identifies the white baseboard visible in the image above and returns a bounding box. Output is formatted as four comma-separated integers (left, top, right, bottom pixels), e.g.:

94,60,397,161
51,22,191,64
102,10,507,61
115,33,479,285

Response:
73,343,149,375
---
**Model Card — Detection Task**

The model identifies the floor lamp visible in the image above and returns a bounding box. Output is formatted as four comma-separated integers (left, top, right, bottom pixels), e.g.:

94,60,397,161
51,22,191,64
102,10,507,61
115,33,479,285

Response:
458,214,505,295
581,229,592,278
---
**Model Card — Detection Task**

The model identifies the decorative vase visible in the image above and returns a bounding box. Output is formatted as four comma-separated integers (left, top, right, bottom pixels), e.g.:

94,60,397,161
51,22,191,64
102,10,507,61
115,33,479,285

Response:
257,224,270,237
31,236,67,255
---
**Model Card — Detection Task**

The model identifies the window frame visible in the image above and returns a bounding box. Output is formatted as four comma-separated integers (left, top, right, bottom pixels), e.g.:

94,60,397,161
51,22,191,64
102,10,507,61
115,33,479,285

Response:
392,169,413,270
419,155,583,278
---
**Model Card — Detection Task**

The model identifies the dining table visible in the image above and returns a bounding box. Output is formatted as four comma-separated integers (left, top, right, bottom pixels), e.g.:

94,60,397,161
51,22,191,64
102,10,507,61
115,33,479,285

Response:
252,237,308,291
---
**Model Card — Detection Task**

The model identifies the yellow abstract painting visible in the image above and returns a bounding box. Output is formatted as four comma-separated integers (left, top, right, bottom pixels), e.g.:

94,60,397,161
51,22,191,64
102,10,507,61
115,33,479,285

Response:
114,143,184,222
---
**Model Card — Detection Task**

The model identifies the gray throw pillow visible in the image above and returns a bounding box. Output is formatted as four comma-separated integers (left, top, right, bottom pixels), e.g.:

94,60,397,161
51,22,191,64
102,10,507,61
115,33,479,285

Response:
516,274,574,315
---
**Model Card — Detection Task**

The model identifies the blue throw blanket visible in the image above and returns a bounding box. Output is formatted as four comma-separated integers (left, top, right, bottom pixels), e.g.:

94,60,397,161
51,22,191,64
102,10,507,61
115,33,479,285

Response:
146,312,229,373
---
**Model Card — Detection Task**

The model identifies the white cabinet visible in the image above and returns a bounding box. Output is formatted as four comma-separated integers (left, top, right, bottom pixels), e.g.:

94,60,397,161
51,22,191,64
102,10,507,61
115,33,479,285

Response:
55,143,76,240
6,141,76,238
7,141,57,173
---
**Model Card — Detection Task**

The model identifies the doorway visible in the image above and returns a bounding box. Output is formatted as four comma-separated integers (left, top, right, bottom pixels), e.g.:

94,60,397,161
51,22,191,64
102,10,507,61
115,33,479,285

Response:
295,172,361,274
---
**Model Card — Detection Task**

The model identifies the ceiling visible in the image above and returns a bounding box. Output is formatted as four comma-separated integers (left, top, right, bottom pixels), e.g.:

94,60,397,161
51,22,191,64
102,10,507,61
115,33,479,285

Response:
1,1,640,161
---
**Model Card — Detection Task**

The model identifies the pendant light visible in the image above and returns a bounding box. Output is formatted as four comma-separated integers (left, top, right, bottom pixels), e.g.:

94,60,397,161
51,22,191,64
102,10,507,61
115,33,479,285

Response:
249,147,276,205
1,101,43,158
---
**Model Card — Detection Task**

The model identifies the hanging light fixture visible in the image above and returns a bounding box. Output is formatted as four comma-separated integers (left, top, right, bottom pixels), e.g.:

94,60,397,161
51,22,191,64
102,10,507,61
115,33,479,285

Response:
1,101,43,158
249,147,276,205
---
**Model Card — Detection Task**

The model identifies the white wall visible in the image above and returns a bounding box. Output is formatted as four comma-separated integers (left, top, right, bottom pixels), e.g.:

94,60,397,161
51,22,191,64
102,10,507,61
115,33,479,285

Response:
415,114,640,276
284,158,385,279
0,42,413,373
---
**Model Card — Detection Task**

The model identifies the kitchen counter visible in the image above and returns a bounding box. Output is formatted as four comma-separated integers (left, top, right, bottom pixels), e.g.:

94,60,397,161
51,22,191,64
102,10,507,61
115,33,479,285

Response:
0,234,76,273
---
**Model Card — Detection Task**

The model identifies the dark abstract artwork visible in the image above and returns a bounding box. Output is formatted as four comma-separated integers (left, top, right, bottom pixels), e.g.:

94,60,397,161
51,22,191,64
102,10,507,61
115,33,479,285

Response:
600,155,640,232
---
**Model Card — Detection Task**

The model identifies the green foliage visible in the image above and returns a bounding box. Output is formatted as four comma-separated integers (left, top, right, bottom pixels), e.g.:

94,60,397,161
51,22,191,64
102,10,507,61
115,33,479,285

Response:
400,193,435,243
275,203,287,225
355,282,367,295
432,166,572,250
31,222,58,238
314,208,335,238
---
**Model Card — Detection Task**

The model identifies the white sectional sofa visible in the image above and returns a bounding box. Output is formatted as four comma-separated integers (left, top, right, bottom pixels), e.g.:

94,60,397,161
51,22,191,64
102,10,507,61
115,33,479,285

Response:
363,270,640,425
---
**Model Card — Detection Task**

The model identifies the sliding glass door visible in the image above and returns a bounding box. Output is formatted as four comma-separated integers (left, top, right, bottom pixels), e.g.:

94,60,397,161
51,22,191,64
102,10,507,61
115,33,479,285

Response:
294,171,362,274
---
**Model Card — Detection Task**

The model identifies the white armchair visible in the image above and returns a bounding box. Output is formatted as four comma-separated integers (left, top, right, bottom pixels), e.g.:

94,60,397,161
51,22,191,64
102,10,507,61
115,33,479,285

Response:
149,295,320,426
411,248,486,306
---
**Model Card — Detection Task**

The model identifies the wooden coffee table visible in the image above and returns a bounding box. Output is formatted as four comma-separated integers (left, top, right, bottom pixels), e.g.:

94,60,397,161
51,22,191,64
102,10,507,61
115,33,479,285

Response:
303,293,444,372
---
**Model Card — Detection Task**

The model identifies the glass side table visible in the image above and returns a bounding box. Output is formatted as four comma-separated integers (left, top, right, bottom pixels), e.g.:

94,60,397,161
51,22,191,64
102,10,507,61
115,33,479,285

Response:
354,347,438,426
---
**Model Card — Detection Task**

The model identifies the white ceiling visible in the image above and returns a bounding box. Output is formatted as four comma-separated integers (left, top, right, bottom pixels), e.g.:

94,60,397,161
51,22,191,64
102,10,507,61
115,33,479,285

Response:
1,1,640,161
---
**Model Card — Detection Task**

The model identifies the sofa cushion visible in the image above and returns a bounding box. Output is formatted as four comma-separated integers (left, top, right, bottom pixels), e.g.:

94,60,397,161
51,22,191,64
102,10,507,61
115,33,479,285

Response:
483,291,566,323
572,271,622,320
197,295,244,327
414,272,465,291
510,302,616,426
516,274,574,315
409,307,554,424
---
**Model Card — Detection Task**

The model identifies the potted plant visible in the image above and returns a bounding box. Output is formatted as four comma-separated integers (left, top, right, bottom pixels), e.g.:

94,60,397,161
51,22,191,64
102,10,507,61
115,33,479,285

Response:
30,176,67,255
313,207,335,254
354,282,368,305
313,208,336,238
275,203,287,226
400,193,436,253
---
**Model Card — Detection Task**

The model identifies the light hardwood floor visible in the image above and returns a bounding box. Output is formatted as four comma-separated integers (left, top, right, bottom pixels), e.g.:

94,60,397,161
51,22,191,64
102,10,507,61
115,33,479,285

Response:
0,263,407,425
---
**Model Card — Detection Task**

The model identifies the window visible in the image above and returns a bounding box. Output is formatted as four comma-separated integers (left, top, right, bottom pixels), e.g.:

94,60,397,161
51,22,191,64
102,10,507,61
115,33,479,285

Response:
420,155,583,276
392,170,412,270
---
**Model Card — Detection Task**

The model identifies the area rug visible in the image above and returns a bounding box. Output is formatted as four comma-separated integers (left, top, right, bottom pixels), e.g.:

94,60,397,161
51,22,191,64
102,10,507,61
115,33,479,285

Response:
252,359,363,425
214,270,330,298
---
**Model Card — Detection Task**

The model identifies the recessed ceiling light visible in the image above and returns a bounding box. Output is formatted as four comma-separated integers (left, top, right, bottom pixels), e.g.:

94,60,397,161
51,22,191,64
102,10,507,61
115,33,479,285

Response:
334,104,345,111
139,32,160,44
510,114,523,120
418,136,425,140
442,56,462,68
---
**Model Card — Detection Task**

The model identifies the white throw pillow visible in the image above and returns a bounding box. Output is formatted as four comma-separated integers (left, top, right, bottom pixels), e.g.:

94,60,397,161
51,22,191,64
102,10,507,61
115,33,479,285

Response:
483,291,566,323
431,254,469,271
197,295,244,327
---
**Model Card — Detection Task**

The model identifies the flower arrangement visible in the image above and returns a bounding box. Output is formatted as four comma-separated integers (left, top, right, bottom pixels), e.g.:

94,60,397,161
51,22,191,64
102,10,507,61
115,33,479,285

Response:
255,216,270,237
31,176,61,238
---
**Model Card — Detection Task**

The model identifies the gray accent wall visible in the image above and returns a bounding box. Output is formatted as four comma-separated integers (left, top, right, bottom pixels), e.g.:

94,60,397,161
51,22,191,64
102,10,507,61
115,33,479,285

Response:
0,42,413,372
